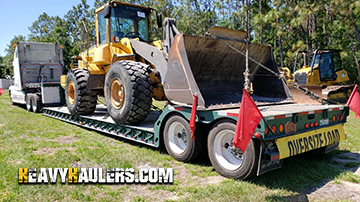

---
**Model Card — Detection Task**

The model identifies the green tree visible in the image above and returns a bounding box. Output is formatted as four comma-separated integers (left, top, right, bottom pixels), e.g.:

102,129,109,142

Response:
3,35,26,76
0,56,5,78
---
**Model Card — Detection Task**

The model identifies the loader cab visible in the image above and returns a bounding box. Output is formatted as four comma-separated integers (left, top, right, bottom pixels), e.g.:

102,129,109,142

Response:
97,1,152,45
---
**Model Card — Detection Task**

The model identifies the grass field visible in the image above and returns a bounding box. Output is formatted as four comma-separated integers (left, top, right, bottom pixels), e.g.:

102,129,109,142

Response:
0,90,359,202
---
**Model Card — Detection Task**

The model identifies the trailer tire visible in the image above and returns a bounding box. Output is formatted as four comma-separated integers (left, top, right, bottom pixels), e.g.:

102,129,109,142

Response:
105,61,152,124
31,94,42,113
163,114,203,162
9,90,15,105
208,120,259,179
25,93,33,111
65,68,97,115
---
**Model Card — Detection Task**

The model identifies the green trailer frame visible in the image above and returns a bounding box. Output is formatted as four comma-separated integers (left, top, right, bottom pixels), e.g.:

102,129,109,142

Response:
42,103,349,177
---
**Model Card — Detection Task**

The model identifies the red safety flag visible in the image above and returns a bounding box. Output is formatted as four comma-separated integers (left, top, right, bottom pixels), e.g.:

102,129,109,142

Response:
0,88,4,96
346,84,360,118
189,94,198,141
233,89,264,152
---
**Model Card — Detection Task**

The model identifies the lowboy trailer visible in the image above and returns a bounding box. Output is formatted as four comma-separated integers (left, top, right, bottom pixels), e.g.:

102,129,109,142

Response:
42,102,349,179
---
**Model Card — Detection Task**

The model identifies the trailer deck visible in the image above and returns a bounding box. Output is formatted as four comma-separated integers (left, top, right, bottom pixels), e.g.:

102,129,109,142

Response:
42,105,162,147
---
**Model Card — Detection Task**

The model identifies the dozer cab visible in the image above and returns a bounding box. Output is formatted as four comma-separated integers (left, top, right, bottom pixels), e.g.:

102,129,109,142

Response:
61,1,292,124
287,49,353,103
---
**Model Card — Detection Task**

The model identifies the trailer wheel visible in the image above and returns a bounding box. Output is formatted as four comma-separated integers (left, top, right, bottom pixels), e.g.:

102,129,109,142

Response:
163,114,203,162
31,94,42,113
208,120,259,179
25,93,33,111
65,68,97,115
105,61,152,124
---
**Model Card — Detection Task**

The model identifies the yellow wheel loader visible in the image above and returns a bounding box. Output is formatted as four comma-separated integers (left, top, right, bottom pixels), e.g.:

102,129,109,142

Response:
61,1,292,124
61,1,165,123
287,49,353,104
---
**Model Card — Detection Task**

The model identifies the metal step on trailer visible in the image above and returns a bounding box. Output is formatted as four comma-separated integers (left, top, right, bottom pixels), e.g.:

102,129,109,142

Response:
42,105,162,147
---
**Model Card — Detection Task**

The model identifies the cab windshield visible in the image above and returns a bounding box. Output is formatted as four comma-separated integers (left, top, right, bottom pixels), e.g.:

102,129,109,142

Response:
110,5,150,42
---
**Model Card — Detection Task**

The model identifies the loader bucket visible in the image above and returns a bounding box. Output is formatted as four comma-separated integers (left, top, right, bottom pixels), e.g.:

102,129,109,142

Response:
164,34,293,110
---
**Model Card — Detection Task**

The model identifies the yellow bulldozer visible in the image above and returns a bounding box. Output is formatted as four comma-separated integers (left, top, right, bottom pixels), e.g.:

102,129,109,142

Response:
284,49,353,104
61,1,292,124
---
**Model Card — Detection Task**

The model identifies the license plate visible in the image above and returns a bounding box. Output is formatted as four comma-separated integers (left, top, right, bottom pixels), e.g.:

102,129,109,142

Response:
284,122,297,134
275,124,346,159
320,119,329,126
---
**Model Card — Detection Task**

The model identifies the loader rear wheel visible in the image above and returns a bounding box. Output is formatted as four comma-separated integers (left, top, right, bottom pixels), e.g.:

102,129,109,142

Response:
31,94,42,113
208,120,259,179
65,68,97,115
163,114,203,162
105,60,152,124
25,93,33,111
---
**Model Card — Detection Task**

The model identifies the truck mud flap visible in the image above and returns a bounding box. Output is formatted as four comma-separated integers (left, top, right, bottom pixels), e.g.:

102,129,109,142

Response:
257,143,283,176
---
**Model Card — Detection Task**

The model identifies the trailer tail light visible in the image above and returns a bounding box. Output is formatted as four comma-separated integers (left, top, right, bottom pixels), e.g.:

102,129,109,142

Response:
310,122,314,128
271,153,280,161
332,115,336,122
314,122,318,127
271,125,277,133
305,123,309,129
337,115,340,121
279,124,284,133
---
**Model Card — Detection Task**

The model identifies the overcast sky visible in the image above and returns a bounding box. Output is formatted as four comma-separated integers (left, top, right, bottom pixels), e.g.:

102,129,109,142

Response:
0,0,95,57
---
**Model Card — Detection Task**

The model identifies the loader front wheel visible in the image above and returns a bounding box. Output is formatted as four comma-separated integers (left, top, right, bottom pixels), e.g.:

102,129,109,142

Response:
65,69,97,115
208,120,259,179
105,61,152,124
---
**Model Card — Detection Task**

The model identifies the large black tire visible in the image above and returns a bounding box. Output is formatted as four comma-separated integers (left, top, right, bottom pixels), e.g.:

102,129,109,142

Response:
31,94,42,113
25,93,33,111
9,90,15,105
208,120,259,179
105,60,152,124
163,114,204,162
65,68,97,115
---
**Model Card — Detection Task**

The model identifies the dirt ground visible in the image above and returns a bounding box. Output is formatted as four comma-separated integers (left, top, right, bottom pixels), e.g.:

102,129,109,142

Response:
109,152,360,202
305,152,360,202
285,152,360,202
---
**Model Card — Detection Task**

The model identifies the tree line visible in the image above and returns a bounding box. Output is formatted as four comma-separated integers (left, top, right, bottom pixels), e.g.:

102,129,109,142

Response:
1,0,359,83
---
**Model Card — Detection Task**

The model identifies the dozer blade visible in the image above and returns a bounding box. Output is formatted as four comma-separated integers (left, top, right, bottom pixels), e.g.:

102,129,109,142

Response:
163,34,293,110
